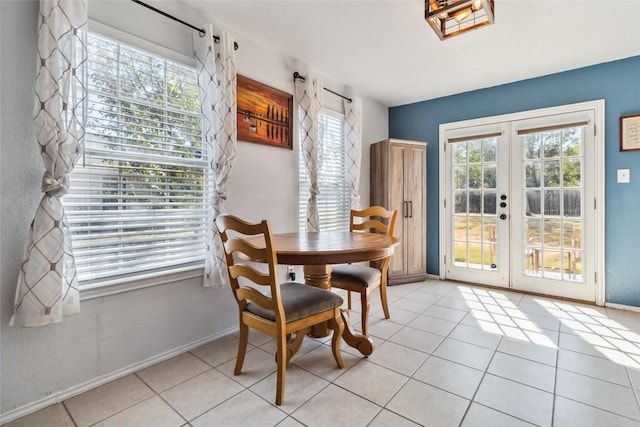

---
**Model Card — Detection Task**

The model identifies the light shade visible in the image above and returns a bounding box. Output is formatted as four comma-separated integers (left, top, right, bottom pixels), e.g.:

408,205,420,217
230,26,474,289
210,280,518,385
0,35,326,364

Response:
425,0,495,40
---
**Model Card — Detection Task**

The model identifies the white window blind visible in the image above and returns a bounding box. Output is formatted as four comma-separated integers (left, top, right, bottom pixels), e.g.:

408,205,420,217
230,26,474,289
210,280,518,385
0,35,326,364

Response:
298,109,350,232
64,32,208,286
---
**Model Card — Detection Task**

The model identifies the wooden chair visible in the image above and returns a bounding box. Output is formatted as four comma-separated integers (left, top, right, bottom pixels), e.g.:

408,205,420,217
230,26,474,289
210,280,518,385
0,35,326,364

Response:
525,224,540,273
215,214,344,406
330,206,398,337
568,225,582,278
485,223,497,264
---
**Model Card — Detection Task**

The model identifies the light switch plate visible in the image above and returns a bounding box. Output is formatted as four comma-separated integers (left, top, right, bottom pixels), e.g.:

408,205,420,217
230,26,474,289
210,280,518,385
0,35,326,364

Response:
617,169,630,183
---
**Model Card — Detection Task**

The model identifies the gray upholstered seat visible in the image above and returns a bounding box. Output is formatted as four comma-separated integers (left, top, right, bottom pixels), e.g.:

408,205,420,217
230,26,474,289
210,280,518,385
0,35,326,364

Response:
247,282,343,323
329,206,398,338
215,214,345,406
330,265,381,288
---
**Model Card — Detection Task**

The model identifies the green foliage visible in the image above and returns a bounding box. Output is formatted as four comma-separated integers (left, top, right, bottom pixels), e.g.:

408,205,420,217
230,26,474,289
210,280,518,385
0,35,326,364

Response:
86,33,204,210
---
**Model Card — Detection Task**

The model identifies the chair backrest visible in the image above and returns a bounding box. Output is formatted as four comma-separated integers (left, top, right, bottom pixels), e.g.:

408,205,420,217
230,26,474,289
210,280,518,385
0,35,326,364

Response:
485,223,497,242
350,206,398,237
215,214,285,323
572,225,582,250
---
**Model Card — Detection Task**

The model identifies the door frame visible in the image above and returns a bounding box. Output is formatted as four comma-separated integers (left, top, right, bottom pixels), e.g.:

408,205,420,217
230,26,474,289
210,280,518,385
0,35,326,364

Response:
438,100,605,305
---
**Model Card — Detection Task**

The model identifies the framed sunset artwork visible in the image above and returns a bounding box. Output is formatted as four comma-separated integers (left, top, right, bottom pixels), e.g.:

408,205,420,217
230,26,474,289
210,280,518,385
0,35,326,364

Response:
237,75,293,149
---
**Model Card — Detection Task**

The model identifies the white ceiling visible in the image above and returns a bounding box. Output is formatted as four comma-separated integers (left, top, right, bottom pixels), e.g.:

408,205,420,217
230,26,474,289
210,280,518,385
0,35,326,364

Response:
182,0,640,107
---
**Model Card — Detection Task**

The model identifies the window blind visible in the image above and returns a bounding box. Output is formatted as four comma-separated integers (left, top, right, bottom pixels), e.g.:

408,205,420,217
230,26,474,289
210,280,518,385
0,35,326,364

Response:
298,109,350,232
64,32,208,285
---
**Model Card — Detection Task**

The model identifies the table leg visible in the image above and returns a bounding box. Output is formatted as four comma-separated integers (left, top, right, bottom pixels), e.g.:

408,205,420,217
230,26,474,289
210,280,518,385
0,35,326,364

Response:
303,265,375,356
340,309,374,357
303,264,331,290
303,265,332,337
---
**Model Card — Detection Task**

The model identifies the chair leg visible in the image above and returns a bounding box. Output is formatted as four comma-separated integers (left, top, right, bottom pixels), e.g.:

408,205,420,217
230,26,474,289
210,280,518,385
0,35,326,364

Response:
275,331,287,406
380,281,390,320
360,291,370,337
330,310,345,369
234,323,249,375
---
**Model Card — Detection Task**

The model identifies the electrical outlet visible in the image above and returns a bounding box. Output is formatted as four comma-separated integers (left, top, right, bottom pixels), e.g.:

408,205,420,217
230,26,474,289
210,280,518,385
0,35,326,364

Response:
618,168,630,183
287,266,296,281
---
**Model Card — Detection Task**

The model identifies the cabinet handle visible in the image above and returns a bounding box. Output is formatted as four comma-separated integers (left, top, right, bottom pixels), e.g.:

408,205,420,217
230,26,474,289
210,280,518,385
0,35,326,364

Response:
404,201,408,218
409,201,413,218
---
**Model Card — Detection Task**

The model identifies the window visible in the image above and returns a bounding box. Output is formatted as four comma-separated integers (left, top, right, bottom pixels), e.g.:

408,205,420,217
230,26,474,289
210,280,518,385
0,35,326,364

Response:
298,109,350,232
64,32,208,286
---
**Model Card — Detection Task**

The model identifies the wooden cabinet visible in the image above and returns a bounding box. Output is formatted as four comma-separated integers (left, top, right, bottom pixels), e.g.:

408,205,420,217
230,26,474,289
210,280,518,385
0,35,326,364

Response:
370,139,427,285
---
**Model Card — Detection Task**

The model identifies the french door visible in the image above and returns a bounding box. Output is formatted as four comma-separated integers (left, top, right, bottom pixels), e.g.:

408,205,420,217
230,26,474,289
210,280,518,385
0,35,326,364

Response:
441,102,603,303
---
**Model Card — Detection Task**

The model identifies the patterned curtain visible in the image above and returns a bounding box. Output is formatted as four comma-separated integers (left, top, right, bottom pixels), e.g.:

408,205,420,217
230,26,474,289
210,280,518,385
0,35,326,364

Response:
194,26,237,287
294,75,324,232
344,97,362,210
11,0,88,327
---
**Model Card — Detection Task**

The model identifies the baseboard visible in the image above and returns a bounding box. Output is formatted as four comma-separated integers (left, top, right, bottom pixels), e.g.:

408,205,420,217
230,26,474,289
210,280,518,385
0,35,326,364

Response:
388,273,428,286
605,302,640,313
0,326,237,425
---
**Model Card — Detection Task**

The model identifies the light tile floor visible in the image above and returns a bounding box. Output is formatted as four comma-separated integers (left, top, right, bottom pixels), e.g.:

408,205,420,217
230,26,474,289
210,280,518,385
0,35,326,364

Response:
6,280,640,427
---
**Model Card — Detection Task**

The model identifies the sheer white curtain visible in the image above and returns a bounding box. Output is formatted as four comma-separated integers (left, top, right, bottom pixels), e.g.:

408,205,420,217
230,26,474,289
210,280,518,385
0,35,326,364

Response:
295,75,324,232
11,0,88,327
344,97,362,210
194,26,237,287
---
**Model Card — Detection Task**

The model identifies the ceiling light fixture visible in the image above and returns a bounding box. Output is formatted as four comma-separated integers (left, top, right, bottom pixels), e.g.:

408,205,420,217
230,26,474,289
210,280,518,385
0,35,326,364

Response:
425,0,495,40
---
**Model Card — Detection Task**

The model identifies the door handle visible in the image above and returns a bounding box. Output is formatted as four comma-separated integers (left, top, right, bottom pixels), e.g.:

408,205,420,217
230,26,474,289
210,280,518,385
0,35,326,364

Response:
409,201,413,218
404,201,408,218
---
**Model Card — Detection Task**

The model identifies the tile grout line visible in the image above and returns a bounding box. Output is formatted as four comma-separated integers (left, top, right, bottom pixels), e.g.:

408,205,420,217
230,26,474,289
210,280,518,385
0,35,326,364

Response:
550,327,560,427
60,400,79,427
624,365,640,414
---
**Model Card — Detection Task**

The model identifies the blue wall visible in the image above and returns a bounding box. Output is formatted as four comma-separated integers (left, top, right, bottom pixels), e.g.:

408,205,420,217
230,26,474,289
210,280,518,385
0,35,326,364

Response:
389,55,640,306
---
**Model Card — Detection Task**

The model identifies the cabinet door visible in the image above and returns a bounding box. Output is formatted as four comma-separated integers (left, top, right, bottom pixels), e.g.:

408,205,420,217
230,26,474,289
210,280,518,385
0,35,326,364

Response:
405,145,427,276
388,143,407,277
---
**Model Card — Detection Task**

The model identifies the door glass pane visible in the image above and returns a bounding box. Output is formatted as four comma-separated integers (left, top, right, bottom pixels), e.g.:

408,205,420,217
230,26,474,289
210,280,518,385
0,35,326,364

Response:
451,137,499,270
520,125,585,282
523,134,541,159
454,191,467,213
484,192,496,214
543,160,561,187
454,241,467,264
469,165,482,189
454,166,467,189
562,159,581,187
482,139,497,162
454,216,467,240
543,190,561,215
484,218,497,270
469,191,482,214
483,165,497,189
525,219,541,274
543,131,562,157
524,161,541,188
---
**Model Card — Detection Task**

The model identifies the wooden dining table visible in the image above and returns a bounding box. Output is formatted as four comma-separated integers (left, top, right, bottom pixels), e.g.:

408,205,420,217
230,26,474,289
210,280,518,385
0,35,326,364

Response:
251,231,399,356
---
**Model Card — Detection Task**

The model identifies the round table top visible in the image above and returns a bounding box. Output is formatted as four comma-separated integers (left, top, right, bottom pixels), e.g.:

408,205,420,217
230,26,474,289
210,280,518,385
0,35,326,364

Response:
249,231,399,265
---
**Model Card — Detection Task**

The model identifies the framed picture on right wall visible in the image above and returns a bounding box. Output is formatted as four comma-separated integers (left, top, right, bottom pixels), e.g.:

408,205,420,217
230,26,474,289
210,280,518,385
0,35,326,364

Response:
620,114,640,151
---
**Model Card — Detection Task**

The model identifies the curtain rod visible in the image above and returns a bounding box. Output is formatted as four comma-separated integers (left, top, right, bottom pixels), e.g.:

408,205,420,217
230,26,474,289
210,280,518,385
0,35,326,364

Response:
293,72,352,103
130,0,239,51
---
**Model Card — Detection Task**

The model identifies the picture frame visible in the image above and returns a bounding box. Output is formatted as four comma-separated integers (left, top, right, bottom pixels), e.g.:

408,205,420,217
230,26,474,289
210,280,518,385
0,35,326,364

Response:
237,75,293,150
620,114,640,152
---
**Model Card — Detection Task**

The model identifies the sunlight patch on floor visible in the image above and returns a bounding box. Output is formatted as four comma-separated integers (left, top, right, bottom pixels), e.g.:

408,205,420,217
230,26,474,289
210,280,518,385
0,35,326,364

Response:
458,286,557,348
535,298,640,369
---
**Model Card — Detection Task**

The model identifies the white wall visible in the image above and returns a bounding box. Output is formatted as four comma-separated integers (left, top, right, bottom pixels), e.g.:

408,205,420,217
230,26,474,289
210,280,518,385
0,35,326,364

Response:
0,0,388,417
